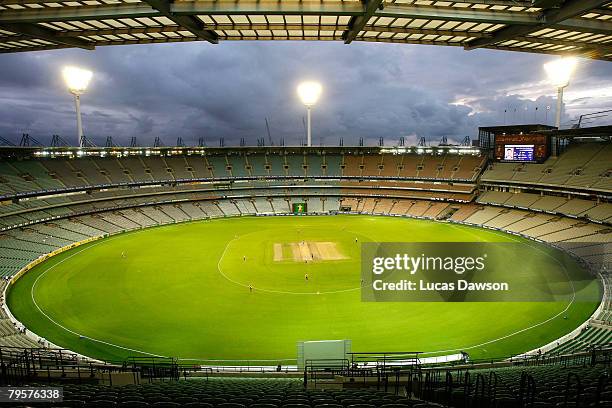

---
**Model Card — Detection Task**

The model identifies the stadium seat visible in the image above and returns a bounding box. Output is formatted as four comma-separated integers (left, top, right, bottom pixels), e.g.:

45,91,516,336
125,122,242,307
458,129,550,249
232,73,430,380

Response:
314,404,343,408
118,402,149,408
60,401,87,408
174,397,197,403
230,397,254,405
89,401,118,408
258,399,282,406
281,404,311,408
217,403,247,408
284,399,311,406
341,399,366,406
152,403,180,408
201,397,227,405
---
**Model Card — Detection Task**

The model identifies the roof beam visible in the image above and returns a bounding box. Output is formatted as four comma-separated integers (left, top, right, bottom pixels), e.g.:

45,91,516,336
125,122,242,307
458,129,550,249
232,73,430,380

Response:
552,18,612,35
55,25,186,38
91,36,202,47
483,44,612,61
171,1,364,16
0,2,550,23
0,4,159,23
465,0,611,50
363,26,493,38
531,0,564,7
140,0,218,44
590,8,612,16
343,0,384,44
465,0,534,5
0,1,365,23
358,37,464,46
375,5,540,24
0,44,69,53
0,22,94,49
0,0,533,5
513,35,612,54
54,23,494,39
56,24,342,37
541,0,611,21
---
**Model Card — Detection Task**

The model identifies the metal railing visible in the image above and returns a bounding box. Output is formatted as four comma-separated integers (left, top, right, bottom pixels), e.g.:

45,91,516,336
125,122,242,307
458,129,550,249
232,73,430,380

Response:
0,346,131,386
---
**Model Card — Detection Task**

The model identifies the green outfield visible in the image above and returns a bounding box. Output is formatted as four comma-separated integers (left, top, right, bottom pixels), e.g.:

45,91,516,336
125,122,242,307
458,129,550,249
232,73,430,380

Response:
7,215,601,364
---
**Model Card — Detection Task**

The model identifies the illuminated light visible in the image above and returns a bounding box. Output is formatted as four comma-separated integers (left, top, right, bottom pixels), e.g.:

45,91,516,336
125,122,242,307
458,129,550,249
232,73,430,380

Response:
297,81,322,107
297,81,323,147
62,66,92,95
544,57,578,88
544,57,578,130
63,66,92,148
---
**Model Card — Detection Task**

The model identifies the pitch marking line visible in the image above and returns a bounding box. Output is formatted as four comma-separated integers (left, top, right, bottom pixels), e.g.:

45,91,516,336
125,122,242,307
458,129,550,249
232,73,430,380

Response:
436,223,578,354
30,230,167,358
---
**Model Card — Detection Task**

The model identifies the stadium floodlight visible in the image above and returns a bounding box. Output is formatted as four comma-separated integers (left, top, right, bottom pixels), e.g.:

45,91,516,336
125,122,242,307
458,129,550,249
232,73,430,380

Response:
62,66,93,148
543,57,577,129
297,81,322,147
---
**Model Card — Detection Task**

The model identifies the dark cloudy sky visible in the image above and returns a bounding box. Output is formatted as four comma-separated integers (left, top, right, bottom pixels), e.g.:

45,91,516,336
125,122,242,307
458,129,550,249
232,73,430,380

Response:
0,41,610,147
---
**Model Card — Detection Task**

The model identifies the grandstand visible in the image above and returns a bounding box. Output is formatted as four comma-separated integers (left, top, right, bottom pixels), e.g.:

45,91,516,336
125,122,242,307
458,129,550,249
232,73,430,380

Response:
481,142,612,195
0,365,607,408
0,138,610,406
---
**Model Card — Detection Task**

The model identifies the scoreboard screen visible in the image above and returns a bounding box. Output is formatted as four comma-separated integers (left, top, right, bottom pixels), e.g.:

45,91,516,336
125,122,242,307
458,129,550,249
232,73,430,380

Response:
494,133,549,163
292,202,307,214
503,145,535,162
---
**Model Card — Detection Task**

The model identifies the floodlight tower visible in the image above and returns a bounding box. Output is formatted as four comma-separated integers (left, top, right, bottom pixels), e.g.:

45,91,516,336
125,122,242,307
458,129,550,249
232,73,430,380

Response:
543,57,577,129
63,66,93,148
297,81,322,147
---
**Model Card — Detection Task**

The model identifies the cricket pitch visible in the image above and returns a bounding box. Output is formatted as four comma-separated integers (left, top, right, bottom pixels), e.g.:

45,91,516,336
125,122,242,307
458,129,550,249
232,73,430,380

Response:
273,241,347,262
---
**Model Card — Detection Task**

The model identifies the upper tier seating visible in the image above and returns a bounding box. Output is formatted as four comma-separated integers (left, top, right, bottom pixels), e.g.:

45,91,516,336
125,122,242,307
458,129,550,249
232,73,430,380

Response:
481,142,612,193
0,151,485,199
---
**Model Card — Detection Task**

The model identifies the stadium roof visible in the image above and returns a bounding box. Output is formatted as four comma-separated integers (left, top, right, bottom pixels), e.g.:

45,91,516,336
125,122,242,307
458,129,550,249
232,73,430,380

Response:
541,124,612,138
478,124,557,133
0,0,611,59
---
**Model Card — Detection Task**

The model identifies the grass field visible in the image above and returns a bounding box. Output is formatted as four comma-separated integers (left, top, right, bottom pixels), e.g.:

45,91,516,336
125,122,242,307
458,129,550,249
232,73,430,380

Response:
7,215,601,364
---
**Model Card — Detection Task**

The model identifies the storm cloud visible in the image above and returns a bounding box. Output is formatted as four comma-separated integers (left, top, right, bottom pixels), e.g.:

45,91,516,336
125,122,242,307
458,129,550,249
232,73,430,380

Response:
0,41,610,147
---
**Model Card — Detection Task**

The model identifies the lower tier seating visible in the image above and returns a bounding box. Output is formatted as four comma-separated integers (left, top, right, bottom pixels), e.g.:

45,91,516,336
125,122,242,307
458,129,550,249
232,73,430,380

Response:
0,197,609,360
422,361,611,408
3,362,611,408
477,191,612,224
546,326,612,355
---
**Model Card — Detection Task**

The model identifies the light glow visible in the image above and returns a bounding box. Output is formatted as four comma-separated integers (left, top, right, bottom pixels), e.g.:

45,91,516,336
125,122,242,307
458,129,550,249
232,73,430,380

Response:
543,57,578,88
62,66,92,94
297,81,322,106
